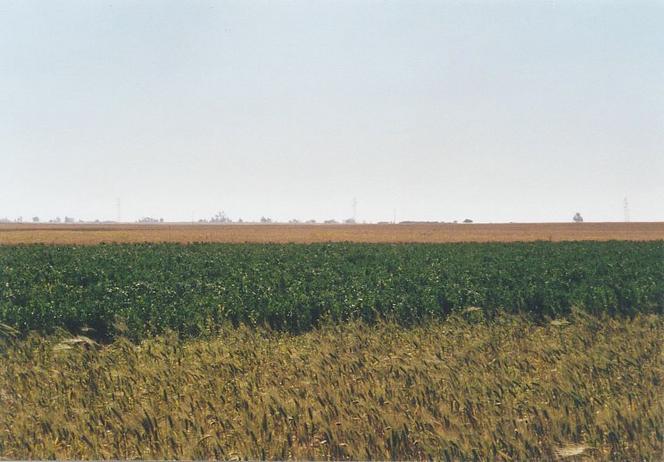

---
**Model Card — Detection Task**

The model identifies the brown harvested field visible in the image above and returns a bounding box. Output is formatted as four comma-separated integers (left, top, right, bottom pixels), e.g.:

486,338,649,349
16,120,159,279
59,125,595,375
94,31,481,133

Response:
1,222,663,245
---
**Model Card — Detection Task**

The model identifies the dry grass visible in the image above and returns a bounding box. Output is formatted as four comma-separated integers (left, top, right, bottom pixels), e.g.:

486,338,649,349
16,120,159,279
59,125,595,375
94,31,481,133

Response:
1,222,663,245
1,312,662,460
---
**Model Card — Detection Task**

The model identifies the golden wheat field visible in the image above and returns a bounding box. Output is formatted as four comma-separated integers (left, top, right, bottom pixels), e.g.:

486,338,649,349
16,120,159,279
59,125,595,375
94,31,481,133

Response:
1,222,664,245
1,312,662,460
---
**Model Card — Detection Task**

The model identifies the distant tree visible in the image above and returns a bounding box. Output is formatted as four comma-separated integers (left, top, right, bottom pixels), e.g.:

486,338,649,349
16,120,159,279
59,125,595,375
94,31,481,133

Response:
212,211,231,223
463,218,473,224
306,219,317,224
260,216,272,224
32,216,39,223
344,218,356,224
573,212,584,223
64,216,75,224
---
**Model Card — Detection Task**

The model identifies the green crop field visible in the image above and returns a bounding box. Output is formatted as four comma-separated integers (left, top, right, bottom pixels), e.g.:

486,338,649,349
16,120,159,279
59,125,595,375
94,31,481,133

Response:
1,241,662,339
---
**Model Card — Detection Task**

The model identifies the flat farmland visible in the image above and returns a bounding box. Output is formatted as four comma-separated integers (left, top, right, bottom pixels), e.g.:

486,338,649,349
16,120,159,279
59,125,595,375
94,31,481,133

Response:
2,234,663,459
1,222,664,245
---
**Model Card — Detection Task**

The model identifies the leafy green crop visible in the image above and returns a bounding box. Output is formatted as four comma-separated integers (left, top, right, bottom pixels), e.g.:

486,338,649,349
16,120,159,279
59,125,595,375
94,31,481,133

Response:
0,242,662,339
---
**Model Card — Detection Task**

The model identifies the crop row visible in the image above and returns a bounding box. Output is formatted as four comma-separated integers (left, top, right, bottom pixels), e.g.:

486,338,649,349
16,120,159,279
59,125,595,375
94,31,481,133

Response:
1,242,662,338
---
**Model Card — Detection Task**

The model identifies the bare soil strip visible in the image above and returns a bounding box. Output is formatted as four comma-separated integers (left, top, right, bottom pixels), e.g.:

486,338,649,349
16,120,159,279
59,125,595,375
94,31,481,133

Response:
1,222,663,245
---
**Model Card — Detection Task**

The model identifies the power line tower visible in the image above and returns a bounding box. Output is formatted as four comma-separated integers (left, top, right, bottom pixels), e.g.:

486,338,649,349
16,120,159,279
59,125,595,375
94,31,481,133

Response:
352,197,357,222
623,197,630,222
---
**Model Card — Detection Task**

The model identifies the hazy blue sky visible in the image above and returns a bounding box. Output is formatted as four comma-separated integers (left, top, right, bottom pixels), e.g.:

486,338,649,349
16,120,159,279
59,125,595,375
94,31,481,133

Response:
1,0,662,223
